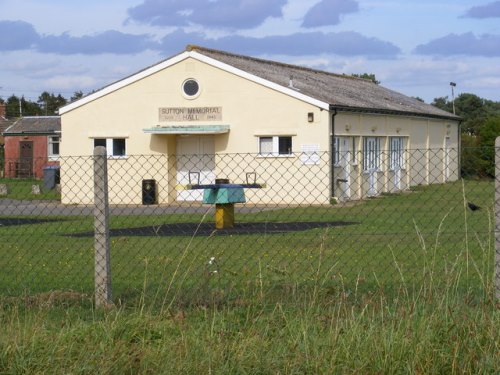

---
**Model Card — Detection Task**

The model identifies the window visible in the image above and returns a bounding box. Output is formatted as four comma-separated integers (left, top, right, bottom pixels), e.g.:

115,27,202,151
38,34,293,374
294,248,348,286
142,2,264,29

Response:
182,79,200,98
93,138,127,157
363,137,381,171
259,136,292,156
48,136,60,159
334,137,357,166
389,137,406,170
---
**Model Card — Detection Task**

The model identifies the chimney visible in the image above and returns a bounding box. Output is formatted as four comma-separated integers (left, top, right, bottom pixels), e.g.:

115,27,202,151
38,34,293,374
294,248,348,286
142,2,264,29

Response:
0,103,5,119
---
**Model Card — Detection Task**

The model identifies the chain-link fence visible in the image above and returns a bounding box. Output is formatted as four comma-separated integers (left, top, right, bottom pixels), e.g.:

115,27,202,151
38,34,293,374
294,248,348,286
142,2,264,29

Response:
0,147,497,306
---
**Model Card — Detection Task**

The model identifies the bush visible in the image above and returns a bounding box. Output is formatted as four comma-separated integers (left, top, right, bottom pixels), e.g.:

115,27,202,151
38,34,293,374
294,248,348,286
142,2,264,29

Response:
461,116,500,178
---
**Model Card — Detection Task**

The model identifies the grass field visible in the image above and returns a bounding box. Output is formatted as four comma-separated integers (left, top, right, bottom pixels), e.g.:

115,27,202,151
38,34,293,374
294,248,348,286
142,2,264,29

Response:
0,177,61,201
1,178,499,373
0,178,496,307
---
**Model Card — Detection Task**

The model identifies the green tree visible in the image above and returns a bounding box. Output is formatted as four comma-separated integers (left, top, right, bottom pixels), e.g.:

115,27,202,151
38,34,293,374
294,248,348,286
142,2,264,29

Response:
460,134,486,178
454,93,487,135
431,96,452,112
37,92,67,115
351,73,380,84
70,91,84,102
478,117,500,177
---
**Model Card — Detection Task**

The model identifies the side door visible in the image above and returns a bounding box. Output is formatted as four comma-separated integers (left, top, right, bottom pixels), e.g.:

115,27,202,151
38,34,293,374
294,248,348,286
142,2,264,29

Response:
336,137,352,201
19,141,33,178
364,137,380,197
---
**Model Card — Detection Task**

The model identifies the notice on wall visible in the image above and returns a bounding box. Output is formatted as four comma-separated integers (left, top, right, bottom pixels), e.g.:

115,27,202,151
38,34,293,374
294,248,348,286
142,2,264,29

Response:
300,144,320,165
159,107,222,122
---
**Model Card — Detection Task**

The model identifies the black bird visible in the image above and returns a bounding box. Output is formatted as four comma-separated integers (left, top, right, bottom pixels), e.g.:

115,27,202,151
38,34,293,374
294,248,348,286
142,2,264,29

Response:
467,202,481,211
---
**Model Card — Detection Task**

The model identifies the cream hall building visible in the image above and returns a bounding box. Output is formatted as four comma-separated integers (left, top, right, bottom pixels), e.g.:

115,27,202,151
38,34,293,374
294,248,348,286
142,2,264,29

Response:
59,45,460,205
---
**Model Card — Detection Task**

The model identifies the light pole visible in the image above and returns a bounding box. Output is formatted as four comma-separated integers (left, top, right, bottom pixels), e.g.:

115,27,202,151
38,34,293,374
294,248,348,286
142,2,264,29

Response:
450,82,456,115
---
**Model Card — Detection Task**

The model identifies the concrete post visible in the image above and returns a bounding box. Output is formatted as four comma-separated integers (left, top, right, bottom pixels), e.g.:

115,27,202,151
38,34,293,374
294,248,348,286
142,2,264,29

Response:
495,137,500,300
94,146,112,307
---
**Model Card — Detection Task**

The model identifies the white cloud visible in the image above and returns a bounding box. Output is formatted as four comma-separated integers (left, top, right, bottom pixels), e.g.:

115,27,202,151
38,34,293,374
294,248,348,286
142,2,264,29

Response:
44,75,99,91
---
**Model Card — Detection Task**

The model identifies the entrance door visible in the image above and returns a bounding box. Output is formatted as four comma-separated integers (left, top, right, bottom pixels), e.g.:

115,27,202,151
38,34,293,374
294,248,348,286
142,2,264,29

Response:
336,137,351,201
390,137,404,191
177,136,215,201
18,141,33,178
364,137,380,197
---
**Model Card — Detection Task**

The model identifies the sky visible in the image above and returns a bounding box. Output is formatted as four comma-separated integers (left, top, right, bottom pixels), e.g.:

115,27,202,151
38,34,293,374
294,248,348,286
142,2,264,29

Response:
1,0,500,104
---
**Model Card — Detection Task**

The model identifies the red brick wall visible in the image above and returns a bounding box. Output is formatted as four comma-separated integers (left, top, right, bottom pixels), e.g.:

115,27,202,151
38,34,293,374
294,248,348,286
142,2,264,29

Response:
4,135,58,179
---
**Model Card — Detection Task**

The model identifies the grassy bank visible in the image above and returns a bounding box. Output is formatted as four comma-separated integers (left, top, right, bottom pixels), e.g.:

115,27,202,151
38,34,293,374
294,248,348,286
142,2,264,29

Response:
1,287,498,374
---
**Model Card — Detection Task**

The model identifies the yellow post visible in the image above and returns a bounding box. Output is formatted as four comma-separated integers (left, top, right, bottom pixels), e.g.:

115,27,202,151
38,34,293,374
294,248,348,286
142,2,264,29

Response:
215,203,235,229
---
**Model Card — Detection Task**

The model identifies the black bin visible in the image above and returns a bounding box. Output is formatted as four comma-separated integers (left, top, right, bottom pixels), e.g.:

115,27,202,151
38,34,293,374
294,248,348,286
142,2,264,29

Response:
142,179,157,205
43,165,61,190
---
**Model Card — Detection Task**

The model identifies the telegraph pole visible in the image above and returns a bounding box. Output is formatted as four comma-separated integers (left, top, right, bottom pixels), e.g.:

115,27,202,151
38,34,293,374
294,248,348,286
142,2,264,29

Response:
450,82,456,115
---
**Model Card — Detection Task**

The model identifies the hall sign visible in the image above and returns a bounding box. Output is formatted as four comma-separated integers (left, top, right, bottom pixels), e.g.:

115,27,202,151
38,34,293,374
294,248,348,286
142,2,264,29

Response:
159,107,222,122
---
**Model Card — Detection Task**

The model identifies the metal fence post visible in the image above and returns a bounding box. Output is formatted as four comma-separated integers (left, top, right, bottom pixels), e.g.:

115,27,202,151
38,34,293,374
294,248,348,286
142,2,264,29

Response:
94,146,112,307
495,137,500,300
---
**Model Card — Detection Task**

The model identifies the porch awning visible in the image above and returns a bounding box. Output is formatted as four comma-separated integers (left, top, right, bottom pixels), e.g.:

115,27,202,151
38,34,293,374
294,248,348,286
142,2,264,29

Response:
143,125,230,135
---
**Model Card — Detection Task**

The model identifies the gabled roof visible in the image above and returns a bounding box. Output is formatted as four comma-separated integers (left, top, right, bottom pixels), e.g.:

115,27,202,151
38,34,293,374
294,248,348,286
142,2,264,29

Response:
60,45,459,121
4,116,61,135
0,117,15,136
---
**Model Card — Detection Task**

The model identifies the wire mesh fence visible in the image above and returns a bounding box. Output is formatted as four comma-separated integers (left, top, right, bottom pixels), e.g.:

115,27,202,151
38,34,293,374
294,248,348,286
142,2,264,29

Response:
0,147,497,307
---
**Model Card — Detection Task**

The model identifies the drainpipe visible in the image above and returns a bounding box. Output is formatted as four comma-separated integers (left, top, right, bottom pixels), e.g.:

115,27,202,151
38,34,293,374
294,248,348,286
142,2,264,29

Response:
330,109,338,198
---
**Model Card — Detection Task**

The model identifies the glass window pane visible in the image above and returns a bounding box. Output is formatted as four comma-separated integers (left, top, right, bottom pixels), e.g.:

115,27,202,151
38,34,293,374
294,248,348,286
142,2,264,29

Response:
259,137,273,154
94,139,106,148
278,136,292,154
52,142,60,155
113,138,126,156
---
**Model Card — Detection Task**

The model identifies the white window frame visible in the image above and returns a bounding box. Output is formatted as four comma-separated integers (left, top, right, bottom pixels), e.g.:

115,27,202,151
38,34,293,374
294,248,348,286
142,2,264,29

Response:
363,137,381,172
93,138,127,158
48,135,60,160
258,136,292,156
389,137,406,171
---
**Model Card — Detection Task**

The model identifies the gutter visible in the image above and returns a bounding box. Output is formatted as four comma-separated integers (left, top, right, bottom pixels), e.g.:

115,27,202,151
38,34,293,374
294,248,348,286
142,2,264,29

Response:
329,104,461,122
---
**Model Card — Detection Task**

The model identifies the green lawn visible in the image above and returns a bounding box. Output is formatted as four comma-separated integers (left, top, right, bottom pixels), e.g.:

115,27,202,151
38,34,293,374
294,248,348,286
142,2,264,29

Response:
0,179,496,307
0,177,60,200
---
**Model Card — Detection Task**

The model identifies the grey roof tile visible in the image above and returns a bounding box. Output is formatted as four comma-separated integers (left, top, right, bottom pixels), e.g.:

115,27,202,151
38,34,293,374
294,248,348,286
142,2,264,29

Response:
189,45,458,120
4,116,61,135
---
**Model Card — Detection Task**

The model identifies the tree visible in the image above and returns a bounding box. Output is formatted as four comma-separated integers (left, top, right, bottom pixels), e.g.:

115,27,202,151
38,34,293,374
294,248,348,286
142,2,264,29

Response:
478,117,500,177
37,92,67,116
454,93,487,135
351,73,380,84
431,96,451,112
70,91,84,102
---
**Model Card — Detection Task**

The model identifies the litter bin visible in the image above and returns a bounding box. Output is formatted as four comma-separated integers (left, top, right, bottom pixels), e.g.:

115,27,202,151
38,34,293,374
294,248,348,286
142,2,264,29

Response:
142,179,157,204
43,165,61,190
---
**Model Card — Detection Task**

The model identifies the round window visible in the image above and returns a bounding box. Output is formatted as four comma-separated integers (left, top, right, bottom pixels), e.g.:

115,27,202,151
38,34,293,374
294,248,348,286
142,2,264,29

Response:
182,79,199,97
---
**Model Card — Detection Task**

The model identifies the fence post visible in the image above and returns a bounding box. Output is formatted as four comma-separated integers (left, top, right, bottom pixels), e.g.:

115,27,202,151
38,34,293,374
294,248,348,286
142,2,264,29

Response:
495,137,500,300
94,146,112,307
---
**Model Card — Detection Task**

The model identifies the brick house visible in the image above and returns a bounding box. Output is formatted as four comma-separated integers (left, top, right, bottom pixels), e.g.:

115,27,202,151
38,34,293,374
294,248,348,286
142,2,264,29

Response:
3,116,61,179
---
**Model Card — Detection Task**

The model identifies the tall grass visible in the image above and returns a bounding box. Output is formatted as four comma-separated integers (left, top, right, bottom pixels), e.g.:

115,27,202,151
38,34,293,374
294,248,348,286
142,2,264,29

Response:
1,197,499,374
1,279,498,374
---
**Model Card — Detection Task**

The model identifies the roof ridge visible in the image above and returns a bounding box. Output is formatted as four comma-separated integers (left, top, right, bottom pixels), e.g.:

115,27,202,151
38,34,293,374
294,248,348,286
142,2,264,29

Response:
187,45,369,83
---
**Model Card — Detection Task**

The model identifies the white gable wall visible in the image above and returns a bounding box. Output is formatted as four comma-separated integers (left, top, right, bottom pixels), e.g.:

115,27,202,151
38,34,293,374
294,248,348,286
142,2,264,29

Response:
60,56,331,204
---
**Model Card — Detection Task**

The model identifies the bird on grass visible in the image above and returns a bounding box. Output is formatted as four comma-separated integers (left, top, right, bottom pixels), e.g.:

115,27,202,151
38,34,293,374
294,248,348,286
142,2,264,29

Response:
467,202,481,211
